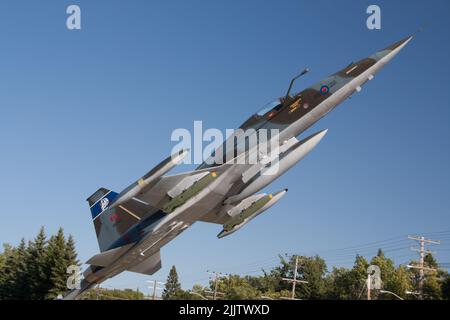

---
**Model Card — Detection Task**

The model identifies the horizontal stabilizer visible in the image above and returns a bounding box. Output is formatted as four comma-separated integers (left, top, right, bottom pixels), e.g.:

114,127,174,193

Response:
126,251,161,276
86,243,134,267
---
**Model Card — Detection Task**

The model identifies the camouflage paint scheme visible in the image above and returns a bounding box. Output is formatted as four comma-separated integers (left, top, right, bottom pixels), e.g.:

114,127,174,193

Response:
63,36,413,299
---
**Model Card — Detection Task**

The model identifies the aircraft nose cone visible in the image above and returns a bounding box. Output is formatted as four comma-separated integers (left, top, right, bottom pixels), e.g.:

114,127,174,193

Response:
374,35,413,61
383,35,414,52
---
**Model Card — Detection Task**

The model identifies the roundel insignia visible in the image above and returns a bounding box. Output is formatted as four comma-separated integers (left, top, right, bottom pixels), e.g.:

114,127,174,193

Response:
320,85,330,95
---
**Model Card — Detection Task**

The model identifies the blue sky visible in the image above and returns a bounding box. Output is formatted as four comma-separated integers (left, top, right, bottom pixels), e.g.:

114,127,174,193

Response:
1,0,450,293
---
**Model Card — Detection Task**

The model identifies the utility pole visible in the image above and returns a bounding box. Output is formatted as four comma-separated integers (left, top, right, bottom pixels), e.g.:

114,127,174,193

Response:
207,270,223,300
281,255,308,300
152,281,157,300
367,273,371,300
146,280,164,300
407,235,440,299
96,284,100,300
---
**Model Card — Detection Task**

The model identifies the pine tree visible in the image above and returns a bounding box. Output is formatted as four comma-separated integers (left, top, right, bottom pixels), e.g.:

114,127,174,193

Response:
27,227,48,300
0,249,5,285
45,228,69,299
7,238,30,300
0,244,19,299
162,265,181,300
0,227,81,300
65,235,79,267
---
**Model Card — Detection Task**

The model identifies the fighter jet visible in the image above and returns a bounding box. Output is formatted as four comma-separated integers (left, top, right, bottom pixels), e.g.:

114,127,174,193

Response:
64,35,413,299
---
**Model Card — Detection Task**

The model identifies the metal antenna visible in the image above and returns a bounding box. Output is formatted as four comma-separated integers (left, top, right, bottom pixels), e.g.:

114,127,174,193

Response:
284,68,309,104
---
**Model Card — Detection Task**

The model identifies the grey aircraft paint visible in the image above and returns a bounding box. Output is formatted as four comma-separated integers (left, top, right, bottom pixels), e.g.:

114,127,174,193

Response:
63,35,413,299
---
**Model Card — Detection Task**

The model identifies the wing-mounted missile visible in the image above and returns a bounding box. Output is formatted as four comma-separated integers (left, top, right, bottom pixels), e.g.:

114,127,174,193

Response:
241,136,299,183
225,129,328,204
218,189,287,239
162,171,219,213
112,149,189,207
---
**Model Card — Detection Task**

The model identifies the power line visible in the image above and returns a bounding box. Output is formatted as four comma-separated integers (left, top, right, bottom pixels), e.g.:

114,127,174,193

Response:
201,231,449,276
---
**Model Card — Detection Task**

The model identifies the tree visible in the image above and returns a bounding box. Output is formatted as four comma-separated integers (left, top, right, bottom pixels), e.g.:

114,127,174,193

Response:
27,227,48,300
0,244,16,299
408,253,446,300
295,255,328,300
65,234,80,273
383,265,412,300
369,249,396,299
81,288,145,300
162,265,182,300
45,228,73,299
212,274,261,300
422,254,442,300
326,267,353,300
441,275,450,300
326,255,369,300
11,239,30,299
0,227,79,300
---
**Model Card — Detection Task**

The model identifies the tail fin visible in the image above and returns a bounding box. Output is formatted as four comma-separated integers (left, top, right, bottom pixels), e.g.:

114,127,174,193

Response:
87,188,122,252
87,188,119,220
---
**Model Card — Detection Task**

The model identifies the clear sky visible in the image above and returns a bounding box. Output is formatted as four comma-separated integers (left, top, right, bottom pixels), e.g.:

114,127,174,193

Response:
1,0,449,293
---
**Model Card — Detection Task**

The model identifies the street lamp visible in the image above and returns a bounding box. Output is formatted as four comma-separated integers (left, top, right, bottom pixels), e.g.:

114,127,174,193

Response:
189,291,208,300
379,290,404,300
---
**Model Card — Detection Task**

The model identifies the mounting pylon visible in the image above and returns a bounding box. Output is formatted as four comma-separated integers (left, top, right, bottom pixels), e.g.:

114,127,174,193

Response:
281,255,308,300
407,235,440,299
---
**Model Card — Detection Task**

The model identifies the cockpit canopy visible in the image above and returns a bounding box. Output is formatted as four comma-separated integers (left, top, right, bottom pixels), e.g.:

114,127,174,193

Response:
198,98,284,170
238,98,284,131
255,99,283,117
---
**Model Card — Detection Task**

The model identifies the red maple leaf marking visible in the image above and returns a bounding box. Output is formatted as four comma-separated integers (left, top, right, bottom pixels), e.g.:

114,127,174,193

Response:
109,213,120,223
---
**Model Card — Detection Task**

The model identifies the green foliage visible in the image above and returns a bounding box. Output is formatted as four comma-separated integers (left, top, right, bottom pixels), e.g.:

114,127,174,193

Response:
162,265,182,300
81,288,145,300
407,253,448,300
296,256,328,300
441,275,450,300
27,227,49,299
0,240,30,299
2,227,450,301
211,274,261,300
0,227,79,300
326,256,369,300
182,252,450,301
383,265,411,300
45,228,71,299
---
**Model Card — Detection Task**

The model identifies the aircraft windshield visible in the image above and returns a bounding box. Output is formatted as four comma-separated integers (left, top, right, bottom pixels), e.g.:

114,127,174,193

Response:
256,99,282,116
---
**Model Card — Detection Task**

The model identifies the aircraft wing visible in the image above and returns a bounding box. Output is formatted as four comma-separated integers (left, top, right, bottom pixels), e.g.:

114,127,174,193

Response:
136,164,233,212
197,210,230,225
